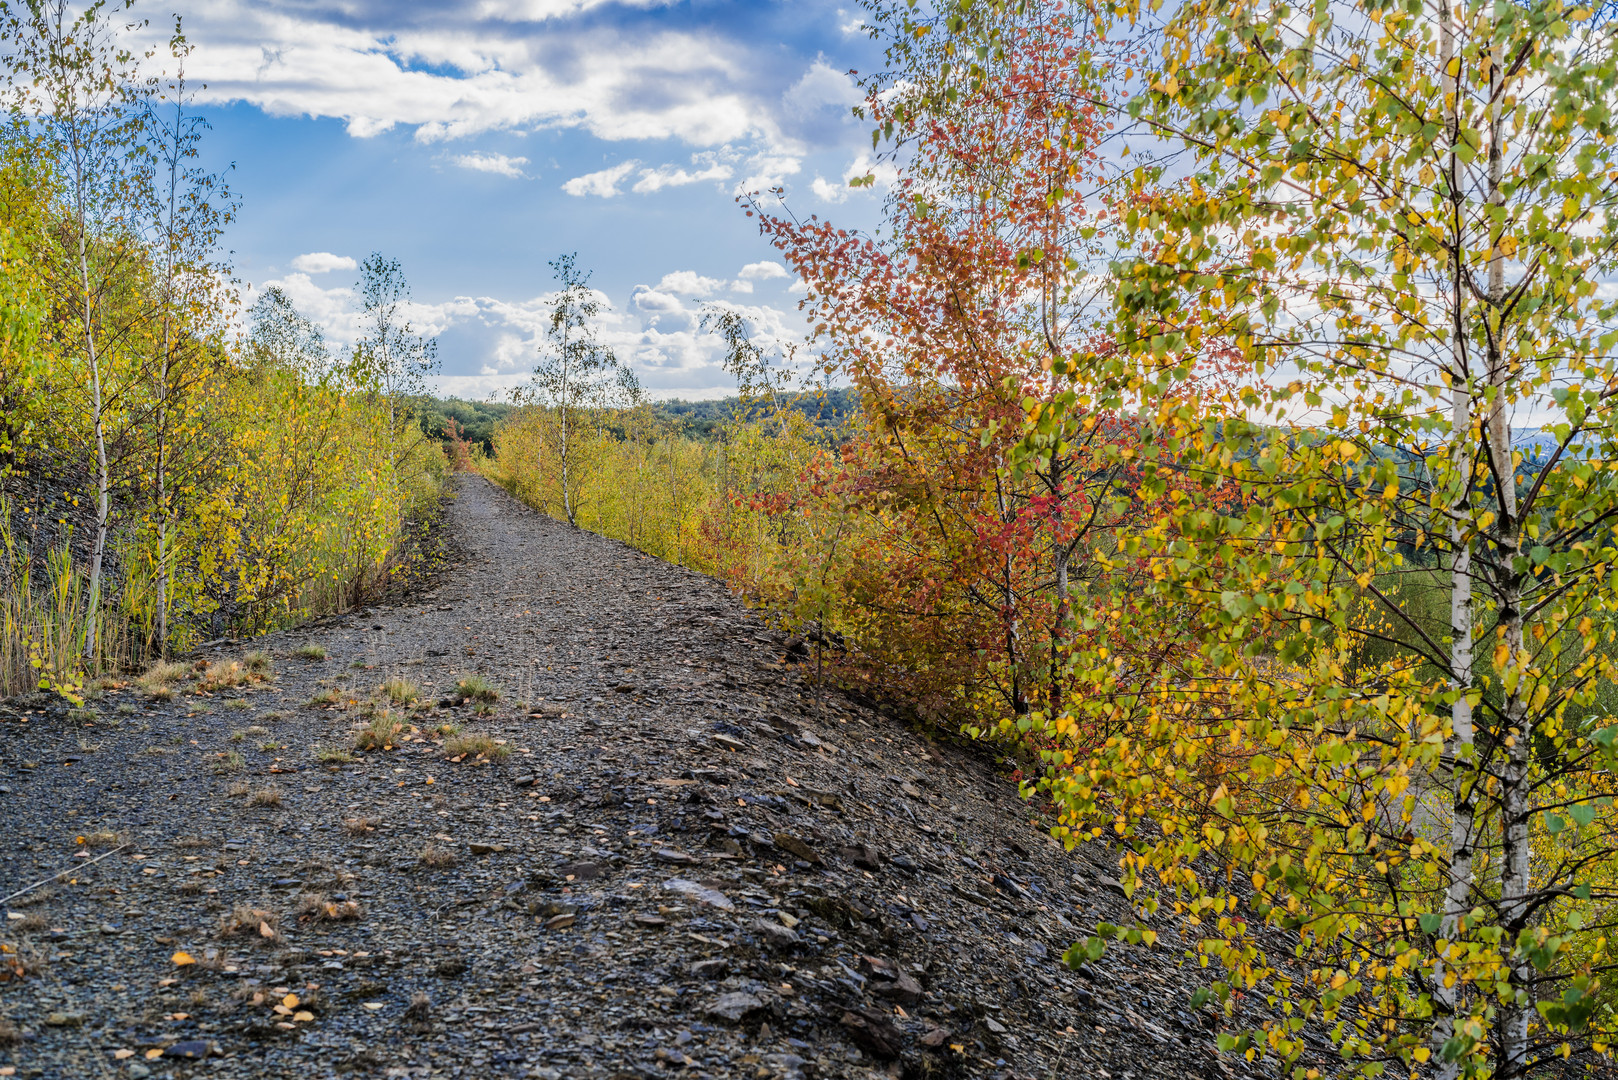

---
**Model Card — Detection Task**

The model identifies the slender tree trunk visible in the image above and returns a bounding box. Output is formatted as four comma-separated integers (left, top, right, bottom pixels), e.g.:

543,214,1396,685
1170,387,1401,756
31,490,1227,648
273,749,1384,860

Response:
994,474,1026,715
80,233,110,664
1434,5,1476,1072
155,123,177,658
1484,30,1532,1074
561,403,573,525
1048,445,1068,717
155,406,168,655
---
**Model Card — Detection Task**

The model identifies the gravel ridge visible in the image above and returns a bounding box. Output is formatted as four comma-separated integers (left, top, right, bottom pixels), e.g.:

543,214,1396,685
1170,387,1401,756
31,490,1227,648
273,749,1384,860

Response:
0,474,1264,1080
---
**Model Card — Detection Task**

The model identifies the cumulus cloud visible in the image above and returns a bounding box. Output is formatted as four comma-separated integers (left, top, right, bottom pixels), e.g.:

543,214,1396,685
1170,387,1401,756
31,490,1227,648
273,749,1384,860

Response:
810,151,898,203
810,175,846,203
782,60,863,117
157,0,849,154
738,260,789,282
452,151,529,177
733,153,802,195
559,151,737,198
289,251,357,274
562,160,639,197
654,270,728,297
631,153,733,193
250,263,809,400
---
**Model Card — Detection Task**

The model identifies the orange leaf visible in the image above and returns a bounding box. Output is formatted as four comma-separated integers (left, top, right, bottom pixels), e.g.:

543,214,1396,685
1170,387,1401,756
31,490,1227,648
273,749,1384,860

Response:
171,951,195,966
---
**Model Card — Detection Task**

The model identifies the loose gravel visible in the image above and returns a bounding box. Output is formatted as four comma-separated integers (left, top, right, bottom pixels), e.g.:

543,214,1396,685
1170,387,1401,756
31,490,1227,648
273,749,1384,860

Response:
0,475,1274,1080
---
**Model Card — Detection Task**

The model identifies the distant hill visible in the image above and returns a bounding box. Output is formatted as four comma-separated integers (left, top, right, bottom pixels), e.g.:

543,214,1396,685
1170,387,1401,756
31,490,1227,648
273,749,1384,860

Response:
417,397,517,454
653,387,859,437
418,388,860,452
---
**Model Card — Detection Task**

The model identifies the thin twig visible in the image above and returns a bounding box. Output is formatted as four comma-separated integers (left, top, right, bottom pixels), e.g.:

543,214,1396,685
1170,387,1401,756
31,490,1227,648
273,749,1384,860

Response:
1,842,131,906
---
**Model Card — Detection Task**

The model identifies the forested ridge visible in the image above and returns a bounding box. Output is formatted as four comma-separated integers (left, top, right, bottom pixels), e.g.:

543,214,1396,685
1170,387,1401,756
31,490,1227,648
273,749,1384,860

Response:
5,0,1618,1077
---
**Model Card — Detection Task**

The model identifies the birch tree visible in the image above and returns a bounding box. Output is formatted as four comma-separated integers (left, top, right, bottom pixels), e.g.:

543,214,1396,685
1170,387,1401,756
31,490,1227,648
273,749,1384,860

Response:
6,0,151,662
141,19,235,655
513,253,621,527
351,251,436,456
1026,0,1618,1074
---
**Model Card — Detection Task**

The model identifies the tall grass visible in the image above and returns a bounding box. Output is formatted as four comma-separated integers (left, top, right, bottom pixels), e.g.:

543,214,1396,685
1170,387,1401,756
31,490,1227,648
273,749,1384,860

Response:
0,493,136,699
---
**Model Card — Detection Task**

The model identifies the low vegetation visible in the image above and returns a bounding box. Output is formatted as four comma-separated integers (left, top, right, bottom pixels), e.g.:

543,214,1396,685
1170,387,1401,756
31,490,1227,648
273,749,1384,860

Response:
442,733,507,762
353,713,404,752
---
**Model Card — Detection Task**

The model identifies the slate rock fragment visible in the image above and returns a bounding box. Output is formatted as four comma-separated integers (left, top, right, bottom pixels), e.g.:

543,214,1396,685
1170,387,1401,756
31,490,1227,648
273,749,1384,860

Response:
663,877,733,911
752,918,798,950
772,833,822,865
707,991,764,1023
163,1041,217,1059
840,1008,904,1059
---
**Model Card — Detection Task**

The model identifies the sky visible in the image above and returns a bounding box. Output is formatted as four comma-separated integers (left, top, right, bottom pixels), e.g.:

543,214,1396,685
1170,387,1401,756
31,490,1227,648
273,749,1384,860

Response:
168,0,890,399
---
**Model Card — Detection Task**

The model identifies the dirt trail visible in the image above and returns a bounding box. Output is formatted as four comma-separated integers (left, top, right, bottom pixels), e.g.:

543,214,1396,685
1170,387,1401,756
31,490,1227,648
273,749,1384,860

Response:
0,475,1249,1080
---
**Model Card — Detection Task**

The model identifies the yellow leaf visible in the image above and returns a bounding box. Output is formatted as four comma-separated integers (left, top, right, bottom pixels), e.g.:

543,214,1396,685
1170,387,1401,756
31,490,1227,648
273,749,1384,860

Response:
292,1010,314,1022
282,993,299,1009
171,951,195,966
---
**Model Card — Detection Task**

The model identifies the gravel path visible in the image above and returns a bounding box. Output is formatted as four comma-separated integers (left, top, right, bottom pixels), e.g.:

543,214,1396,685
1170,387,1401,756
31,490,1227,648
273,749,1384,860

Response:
0,475,1254,1080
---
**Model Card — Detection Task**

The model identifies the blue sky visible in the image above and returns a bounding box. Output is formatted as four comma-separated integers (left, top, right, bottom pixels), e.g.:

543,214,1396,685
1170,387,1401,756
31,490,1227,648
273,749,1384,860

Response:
176,0,889,398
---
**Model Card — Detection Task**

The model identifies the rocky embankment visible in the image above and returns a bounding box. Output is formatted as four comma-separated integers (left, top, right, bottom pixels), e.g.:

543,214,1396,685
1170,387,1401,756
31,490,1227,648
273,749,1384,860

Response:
0,475,1255,1080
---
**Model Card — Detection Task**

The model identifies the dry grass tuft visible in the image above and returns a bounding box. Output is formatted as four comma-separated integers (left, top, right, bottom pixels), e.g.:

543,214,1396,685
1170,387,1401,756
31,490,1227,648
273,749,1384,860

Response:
218,904,280,943
198,660,248,692
443,733,509,762
404,991,432,1031
380,676,421,704
0,942,48,981
0,1015,19,1046
306,688,341,708
293,892,363,922
315,745,353,764
226,780,252,798
453,675,500,704
82,830,122,849
243,650,273,675
137,660,189,698
247,786,282,808
293,643,327,661
212,751,246,774
342,817,377,835
354,712,404,752
418,843,456,869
